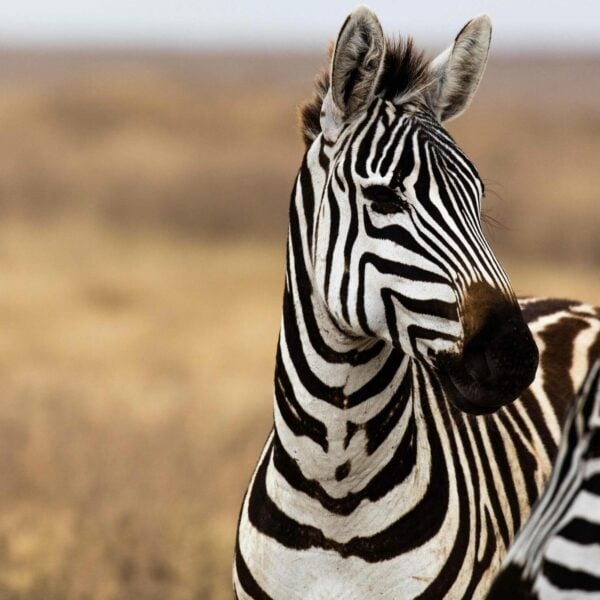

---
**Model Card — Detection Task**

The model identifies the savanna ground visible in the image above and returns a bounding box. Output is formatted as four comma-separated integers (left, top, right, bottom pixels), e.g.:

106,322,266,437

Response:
0,49,597,599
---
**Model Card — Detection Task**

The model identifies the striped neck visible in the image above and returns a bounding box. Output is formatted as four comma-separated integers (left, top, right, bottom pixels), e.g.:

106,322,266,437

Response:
273,140,430,501
272,241,456,544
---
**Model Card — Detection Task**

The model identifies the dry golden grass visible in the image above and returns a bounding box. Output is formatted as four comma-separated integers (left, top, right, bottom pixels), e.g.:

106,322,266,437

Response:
0,218,594,599
0,220,281,599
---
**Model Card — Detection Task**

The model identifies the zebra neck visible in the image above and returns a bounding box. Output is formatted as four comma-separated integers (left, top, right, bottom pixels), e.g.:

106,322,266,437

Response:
272,141,442,509
274,250,434,497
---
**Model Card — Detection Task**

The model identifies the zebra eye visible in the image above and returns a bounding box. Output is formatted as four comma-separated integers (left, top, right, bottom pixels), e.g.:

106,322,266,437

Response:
362,185,408,214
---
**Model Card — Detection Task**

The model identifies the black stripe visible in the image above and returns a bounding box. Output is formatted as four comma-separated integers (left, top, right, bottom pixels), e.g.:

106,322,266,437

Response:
391,123,416,191
370,104,393,174
275,346,329,451
405,322,458,357
389,290,458,322
543,558,600,592
298,154,315,247
365,367,412,453
519,389,558,465
346,349,404,407
323,181,340,303
497,409,539,507
378,114,407,175
487,563,532,599
539,316,590,427
340,143,359,324
520,298,579,323
557,517,600,546
235,541,273,599
362,206,447,276
582,472,600,494
469,418,511,548
354,101,383,178
485,416,523,535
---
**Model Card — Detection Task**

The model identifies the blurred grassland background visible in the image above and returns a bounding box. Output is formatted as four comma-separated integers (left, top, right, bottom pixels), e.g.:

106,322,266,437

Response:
0,46,597,600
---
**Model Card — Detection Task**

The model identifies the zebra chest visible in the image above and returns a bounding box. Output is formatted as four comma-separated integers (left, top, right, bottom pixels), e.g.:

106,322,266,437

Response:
237,405,532,598
240,455,463,598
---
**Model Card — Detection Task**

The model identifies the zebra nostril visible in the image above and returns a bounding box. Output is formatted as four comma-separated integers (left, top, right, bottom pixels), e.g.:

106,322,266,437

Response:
464,350,491,382
462,320,498,383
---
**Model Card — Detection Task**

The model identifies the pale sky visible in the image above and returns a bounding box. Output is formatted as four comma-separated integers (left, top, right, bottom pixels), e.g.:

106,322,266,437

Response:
0,0,599,52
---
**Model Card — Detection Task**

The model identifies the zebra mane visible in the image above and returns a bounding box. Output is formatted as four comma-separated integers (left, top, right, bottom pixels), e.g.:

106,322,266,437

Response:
299,37,431,148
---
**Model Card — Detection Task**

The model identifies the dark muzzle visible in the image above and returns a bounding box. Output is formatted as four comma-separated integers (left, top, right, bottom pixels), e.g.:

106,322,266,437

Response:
439,306,539,415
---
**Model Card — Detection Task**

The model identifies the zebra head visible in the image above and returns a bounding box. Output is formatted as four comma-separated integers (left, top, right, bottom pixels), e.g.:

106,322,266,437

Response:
303,8,538,414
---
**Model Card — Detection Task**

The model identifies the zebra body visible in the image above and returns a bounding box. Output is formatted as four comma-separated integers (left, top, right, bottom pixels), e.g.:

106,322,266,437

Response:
234,8,600,599
489,359,600,599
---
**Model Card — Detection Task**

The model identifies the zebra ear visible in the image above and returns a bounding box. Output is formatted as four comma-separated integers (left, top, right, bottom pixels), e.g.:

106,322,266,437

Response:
321,6,385,140
427,15,492,122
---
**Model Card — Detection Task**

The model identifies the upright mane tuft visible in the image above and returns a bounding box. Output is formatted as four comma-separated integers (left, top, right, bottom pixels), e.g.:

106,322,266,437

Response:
298,37,431,148
377,37,430,102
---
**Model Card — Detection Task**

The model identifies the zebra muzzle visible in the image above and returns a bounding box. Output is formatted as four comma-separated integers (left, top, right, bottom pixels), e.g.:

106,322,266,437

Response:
437,311,539,415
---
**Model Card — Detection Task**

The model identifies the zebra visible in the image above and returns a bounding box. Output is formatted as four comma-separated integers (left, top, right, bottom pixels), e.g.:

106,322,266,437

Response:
234,7,600,598
488,359,600,599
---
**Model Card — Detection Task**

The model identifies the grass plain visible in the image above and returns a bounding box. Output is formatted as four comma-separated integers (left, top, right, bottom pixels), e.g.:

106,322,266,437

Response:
0,49,596,598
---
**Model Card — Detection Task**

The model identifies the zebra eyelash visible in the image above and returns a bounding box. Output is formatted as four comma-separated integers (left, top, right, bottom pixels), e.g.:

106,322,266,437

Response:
362,185,409,215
